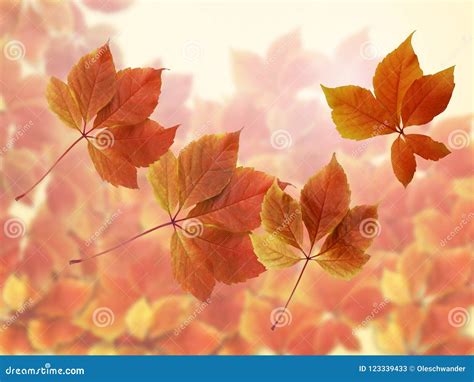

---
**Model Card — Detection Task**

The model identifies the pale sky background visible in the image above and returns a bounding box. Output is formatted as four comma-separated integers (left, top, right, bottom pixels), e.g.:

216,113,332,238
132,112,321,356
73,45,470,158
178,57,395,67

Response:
81,0,473,117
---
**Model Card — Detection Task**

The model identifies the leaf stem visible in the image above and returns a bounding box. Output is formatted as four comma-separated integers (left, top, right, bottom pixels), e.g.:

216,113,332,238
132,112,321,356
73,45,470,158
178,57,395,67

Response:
172,206,183,223
271,258,310,331
15,135,86,201
69,220,175,265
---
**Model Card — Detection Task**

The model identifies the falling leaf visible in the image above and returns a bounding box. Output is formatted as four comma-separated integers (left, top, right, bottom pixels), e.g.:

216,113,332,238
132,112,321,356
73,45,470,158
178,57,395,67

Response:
147,150,179,215
261,182,304,248
322,32,454,186
250,234,301,269
405,134,451,161
178,131,240,209
93,68,164,129
16,43,177,200
300,154,351,246
252,154,378,328
401,67,455,127
46,77,83,131
373,32,423,121
187,167,274,232
71,131,276,301
67,42,117,123
391,136,416,187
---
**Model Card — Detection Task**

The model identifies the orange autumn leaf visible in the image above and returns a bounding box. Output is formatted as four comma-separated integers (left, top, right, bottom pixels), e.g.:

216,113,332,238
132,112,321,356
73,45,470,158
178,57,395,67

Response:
103,120,178,167
147,150,179,215
405,134,451,161
301,154,350,246
260,182,304,248
320,85,396,140
16,43,177,200
316,205,378,278
252,154,378,329
391,136,416,187
93,67,165,129
322,32,454,186
87,143,139,189
67,42,117,123
401,67,455,127
373,32,423,122
71,131,275,301
88,120,178,188
172,227,264,301
46,77,83,131
171,230,215,301
187,167,274,232
178,131,240,209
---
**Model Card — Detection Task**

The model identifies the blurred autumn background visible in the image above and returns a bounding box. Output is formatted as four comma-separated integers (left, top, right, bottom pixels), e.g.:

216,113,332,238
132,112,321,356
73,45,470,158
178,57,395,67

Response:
0,0,472,355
